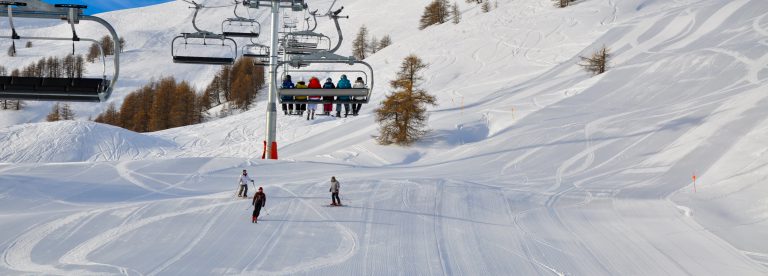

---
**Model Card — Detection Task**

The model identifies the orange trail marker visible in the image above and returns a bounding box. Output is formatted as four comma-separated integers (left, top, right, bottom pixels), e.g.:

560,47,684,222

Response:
692,173,697,193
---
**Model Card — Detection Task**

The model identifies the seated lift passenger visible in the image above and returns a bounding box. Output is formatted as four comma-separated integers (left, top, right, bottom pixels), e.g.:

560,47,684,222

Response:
281,75,295,115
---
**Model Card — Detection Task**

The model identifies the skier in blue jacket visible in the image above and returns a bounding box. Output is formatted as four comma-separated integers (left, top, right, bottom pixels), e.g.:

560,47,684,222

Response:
281,75,295,115
336,75,352,117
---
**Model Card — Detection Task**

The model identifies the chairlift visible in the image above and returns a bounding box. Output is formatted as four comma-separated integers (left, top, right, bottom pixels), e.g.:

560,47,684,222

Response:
281,30,330,55
221,0,260,38
242,41,270,64
172,1,238,65
0,2,120,102
276,52,374,104
248,0,307,12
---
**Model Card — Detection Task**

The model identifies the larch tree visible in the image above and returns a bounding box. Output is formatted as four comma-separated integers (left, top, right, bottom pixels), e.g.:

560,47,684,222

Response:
452,2,461,24
118,37,126,53
579,45,611,75
553,0,576,8
419,0,450,30
148,77,175,131
378,35,392,51
86,43,100,63
374,54,437,145
101,35,115,56
60,103,75,120
46,103,61,122
481,1,491,12
352,25,369,60
369,35,380,54
95,103,120,126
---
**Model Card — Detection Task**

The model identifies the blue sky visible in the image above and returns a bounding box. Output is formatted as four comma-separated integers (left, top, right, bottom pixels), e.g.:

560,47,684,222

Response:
42,0,173,14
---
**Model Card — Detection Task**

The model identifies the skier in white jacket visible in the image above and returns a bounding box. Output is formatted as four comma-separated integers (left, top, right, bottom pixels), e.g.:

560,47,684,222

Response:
238,169,254,198
329,176,341,206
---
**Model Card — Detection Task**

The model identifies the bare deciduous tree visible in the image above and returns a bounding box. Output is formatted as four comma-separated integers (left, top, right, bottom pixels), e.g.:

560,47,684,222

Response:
579,45,611,75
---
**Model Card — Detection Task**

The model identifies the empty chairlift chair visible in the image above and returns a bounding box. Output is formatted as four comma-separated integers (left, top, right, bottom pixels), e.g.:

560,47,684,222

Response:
221,0,261,38
172,1,238,65
0,2,121,102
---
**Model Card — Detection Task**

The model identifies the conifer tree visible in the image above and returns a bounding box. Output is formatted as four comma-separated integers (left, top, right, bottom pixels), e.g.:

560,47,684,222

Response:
95,103,120,126
148,77,175,131
553,0,576,8
369,35,379,54
63,54,75,78
579,45,611,75
378,35,392,51
481,1,491,12
60,103,75,120
452,2,461,24
101,35,115,56
46,103,61,122
419,0,450,30
352,25,369,60
118,37,126,53
73,55,85,78
86,43,100,63
375,55,437,145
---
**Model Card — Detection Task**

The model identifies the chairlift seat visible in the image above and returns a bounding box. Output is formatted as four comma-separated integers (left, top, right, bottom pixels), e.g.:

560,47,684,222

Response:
223,32,259,38
0,76,106,102
173,56,235,65
243,53,269,58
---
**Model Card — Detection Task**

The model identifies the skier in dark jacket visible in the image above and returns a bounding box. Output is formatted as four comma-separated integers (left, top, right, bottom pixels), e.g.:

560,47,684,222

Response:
281,75,295,115
322,77,335,116
329,176,341,206
252,187,266,223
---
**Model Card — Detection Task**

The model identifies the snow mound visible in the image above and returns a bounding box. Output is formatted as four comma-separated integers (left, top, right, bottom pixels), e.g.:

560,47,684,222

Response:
0,121,174,163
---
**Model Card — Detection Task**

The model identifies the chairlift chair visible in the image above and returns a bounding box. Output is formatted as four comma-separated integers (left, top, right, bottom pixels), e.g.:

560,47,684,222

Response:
0,2,120,102
277,52,374,104
172,33,238,65
242,41,270,64
248,0,307,11
172,1,238,65
221,1,261,38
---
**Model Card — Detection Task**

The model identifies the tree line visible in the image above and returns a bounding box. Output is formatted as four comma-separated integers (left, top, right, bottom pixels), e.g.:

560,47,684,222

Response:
94,77,205,132
352,26,392,60
46,102,76,122
420,0,499,30
94,57,265,132
3,54,87,79
86,35,126,63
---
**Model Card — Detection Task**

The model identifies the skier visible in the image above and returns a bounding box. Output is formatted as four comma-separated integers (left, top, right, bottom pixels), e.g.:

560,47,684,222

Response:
307,77,322,120
336,75,352,117
295,79,308,116
237,169,254,198
281,75,295,115
252,187,266,223
329,176,341,206
351,77,366,116
322,77,335,116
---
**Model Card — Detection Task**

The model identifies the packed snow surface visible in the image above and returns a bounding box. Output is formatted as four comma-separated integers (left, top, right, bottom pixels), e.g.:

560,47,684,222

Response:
2,0,768,275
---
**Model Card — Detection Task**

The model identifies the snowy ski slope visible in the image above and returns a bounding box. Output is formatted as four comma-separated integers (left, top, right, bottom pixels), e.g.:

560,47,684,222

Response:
2,0,768,275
